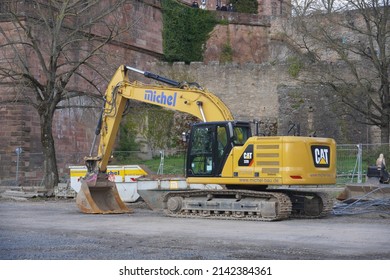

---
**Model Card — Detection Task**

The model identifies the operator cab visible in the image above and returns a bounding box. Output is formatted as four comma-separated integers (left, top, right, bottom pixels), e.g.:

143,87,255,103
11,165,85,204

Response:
186,121,251,177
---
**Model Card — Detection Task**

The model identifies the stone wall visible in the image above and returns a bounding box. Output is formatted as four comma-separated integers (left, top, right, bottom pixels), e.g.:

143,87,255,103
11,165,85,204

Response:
204,13,270,64
147,61,370,143
0,103,34,185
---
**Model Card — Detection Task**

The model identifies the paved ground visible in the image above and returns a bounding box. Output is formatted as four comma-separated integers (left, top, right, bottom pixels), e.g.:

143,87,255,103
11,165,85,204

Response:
0,198,390,260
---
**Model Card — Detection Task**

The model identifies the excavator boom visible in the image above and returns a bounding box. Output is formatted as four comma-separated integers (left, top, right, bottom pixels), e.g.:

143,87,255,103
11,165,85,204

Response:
95,65,234,173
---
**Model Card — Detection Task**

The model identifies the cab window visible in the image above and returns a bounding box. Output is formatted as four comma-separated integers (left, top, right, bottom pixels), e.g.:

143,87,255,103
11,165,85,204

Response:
233,126,250,145
188,126,214,175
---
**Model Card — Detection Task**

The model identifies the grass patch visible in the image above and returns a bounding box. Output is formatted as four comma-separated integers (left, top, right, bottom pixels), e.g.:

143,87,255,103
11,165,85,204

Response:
112,153,186,175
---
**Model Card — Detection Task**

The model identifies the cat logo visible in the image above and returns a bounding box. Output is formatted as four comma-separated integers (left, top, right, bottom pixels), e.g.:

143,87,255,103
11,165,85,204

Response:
243,152,253,160
311,146,330,168
239,145,254,166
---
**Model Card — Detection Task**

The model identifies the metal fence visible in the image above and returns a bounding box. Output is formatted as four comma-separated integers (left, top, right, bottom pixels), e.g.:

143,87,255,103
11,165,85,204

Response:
336,143,390,184
1,144,390,186
0,150,187,186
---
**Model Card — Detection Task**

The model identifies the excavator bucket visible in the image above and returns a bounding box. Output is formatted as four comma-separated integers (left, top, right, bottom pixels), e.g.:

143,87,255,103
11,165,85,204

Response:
76,177,132,214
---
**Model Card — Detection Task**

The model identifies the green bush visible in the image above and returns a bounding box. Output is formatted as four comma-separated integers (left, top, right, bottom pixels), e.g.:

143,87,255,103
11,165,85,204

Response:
287,56,303,78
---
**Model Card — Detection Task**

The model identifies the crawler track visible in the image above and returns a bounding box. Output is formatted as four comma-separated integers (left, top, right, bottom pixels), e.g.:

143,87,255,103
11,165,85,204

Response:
275,189,333,219
163,190,292,221
162,189,333,221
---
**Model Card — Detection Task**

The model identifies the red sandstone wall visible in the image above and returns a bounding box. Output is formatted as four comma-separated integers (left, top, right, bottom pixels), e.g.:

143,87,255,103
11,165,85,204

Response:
204,14,270,64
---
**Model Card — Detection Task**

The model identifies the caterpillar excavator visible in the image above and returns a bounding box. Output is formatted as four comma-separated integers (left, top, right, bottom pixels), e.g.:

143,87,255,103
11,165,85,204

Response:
76,65,336,221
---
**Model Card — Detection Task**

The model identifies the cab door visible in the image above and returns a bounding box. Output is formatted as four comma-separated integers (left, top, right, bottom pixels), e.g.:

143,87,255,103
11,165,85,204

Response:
186,123,231,177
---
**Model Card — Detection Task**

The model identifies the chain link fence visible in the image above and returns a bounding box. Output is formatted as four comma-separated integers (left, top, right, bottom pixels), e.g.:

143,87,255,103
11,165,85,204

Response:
1,144,390,186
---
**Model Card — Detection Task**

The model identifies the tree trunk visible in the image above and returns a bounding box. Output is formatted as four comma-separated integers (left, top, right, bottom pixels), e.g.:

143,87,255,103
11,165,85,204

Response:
40,112,59,194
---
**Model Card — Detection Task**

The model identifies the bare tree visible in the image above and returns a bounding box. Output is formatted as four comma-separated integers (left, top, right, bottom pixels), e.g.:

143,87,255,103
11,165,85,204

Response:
291,0,346,15
291,0,317,15
285,0,390,143
0,0,136,192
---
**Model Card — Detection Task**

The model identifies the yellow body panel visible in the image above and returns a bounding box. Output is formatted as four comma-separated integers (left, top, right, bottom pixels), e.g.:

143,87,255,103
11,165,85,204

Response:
187,136,336,186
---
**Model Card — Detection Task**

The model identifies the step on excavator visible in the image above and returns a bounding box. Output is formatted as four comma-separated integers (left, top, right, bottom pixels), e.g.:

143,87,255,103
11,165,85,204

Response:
76,65,337,221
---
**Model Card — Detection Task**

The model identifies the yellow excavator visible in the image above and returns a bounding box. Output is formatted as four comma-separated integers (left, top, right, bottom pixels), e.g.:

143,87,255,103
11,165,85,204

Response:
76,65,336,221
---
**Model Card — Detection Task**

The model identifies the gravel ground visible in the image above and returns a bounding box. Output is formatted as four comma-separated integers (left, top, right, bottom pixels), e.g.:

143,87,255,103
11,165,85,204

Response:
0,198,390,260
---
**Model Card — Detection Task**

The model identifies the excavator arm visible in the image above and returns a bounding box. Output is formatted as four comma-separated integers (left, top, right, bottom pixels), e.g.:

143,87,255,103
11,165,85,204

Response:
77,65,234,213
93,65,234,173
